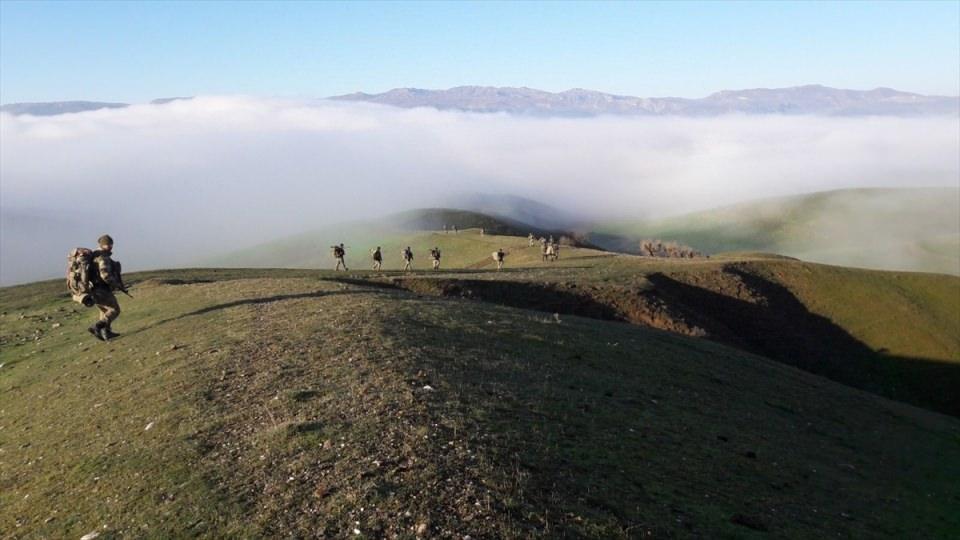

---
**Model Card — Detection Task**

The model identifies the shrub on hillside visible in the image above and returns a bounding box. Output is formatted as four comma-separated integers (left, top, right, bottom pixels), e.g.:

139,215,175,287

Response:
640,239,705,258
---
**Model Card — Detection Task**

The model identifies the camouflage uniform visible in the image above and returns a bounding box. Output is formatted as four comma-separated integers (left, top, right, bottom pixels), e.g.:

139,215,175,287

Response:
402,248,414,271
372,247,383,271
91,250,121,327
430,248,441,270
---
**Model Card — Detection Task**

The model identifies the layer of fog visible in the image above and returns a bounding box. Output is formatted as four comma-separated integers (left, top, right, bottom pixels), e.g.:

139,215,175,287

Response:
2,96,958,285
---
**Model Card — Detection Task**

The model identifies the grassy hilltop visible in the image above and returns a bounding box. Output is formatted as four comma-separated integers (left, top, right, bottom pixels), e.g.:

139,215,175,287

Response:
206,209,592,272
2,230,959,538
591,187,960,275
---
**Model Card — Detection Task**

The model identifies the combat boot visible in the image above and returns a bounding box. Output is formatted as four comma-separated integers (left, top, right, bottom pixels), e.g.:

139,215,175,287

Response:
88,322,106,341
103,325,120,340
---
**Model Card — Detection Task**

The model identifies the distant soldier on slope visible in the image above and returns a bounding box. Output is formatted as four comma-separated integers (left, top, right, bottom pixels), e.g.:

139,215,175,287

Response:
528,233,536,246
493,248,506,271
331,243,348,271
371,246,383,271
402,246,414,272
430,247,442,270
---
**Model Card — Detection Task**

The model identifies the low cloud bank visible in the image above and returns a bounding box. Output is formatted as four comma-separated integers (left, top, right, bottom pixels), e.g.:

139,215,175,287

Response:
1,96,957,284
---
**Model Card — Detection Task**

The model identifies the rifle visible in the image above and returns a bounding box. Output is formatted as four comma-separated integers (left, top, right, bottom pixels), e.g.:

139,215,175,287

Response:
113,260,133,298
116,276,133,298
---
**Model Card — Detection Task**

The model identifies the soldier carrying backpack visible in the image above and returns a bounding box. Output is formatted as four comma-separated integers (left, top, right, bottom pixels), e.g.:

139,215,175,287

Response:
66,234,128,341
371,246,383,271
430,247,441,270
493,248,506,271
402,246,414,272
331,243,348,271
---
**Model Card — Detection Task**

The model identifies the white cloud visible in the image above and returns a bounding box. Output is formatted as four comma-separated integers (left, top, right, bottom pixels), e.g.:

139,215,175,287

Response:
1,96,958,284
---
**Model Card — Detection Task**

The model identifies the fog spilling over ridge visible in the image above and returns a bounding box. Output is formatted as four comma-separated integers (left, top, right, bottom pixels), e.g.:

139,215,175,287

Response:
2,95,958,285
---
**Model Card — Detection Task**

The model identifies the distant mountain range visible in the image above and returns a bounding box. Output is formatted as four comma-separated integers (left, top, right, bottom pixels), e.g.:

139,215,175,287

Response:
331,85,959,116
3,85,957,116
0,97,192,116
0,100,130,116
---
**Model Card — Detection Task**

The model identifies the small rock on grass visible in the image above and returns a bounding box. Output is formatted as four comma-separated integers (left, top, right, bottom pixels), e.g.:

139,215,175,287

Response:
80,532,100,540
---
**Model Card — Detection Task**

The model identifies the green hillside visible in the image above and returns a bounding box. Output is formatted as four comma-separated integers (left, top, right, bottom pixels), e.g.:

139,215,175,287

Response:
592,187,960,275
3,236,959,538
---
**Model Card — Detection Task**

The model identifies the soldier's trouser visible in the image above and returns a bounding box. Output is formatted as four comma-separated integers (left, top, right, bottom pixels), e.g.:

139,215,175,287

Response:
404,260,412,271
373,260,382,271
432,259,440,270
497,261,504,270
91,288,120,326
335,257,347,271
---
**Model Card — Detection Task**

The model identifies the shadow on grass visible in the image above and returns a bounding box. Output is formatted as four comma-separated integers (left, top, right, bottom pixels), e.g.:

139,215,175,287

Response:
128,289,380,336
379,268,960,417
645,267,960,418
394,278,623,321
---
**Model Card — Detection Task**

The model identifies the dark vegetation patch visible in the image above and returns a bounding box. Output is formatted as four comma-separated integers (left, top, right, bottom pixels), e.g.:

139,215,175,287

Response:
391,208,600,249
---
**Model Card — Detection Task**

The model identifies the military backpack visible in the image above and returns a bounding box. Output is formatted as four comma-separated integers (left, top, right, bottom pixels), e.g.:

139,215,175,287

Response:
66,248,98,306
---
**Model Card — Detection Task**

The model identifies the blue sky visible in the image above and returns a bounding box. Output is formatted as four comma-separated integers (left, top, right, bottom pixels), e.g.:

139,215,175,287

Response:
1,0,958,103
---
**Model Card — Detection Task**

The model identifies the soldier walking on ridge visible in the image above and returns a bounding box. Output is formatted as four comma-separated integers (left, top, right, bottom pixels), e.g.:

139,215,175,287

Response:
371,246,383,271
331,243,348,271
402,246,414,272
68,234,128,341
528,233,535,246
494,248,506,271
430,247,442,270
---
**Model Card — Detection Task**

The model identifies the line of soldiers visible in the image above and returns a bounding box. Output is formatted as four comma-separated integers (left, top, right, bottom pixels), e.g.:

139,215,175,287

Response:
331,244,441,272
327,227,572,273
330,244,512,271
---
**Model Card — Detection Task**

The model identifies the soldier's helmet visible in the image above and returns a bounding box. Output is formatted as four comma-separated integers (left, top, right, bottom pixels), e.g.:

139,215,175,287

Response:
98,234,114,247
